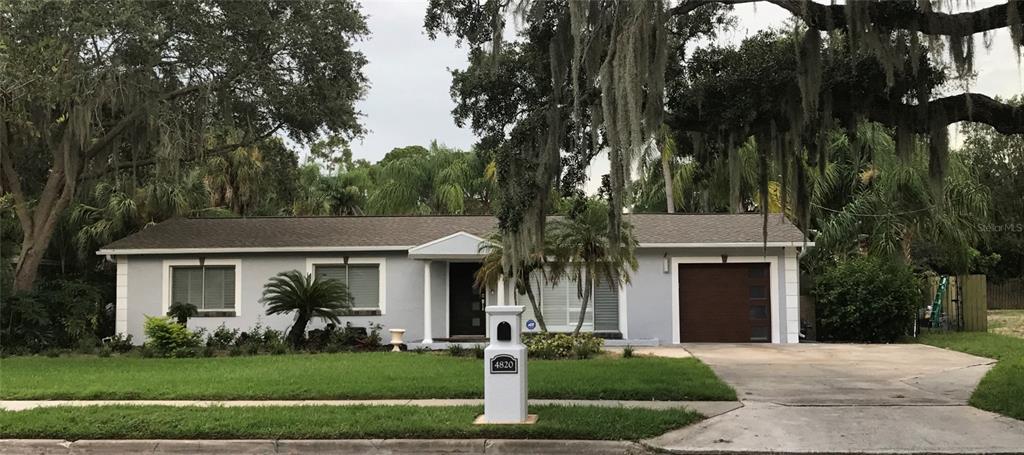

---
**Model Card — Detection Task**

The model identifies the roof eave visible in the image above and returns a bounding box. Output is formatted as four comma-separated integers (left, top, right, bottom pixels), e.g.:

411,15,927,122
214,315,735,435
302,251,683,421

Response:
96,245,414,256
637,241,815,248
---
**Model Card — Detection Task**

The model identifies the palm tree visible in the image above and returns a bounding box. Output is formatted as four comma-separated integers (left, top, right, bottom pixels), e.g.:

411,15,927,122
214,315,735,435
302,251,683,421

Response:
812,123,990,272
368,142,491,215
260,270,353,347
72,170,231,254
547,200,639,334
204,145,265,215
290,163,333,216
474,231,548,332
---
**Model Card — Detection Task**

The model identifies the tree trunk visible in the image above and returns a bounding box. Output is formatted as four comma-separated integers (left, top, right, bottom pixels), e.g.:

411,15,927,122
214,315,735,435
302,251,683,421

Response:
729,143,743,213
287,314,310,347
523,282,548,332
661,144,675,213
573,271,593,335
8,151,76,292
901,229,914,265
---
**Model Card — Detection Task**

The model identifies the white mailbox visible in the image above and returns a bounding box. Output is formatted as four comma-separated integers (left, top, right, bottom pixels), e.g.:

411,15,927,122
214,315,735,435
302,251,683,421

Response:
478,305,535,424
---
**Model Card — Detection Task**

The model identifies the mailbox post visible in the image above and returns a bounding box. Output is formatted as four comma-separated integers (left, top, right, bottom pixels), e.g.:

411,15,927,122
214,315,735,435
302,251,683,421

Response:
477,305,535,424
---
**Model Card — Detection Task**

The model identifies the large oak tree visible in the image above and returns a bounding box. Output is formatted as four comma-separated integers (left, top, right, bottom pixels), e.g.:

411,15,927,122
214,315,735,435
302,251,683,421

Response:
1,0,368,291
426,0,1024,280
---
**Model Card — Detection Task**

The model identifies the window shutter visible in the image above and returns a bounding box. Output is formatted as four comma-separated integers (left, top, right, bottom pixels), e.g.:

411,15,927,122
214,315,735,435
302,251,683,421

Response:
346,265,380,309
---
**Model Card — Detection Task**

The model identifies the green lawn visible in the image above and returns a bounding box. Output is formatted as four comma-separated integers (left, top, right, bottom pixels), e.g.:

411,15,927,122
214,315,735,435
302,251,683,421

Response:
919,332,1024,420
0,405,699,440
0,352,736,401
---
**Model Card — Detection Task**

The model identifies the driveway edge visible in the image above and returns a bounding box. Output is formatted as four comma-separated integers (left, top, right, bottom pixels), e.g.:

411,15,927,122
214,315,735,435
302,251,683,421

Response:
0,439,649,454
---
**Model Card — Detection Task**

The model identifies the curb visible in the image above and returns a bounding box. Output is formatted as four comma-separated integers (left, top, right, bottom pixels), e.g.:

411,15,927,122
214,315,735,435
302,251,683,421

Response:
0,439,651,454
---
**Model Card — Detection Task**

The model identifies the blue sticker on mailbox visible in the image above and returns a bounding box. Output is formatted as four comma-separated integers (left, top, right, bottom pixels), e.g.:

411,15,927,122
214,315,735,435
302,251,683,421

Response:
525,319,536,330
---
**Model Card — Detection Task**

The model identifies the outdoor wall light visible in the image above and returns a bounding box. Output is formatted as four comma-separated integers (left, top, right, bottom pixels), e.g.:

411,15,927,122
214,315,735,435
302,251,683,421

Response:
662,253,669,273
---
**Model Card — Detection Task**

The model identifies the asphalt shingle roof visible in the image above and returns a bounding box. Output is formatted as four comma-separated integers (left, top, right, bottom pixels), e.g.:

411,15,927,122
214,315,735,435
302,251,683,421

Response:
98,213,807,252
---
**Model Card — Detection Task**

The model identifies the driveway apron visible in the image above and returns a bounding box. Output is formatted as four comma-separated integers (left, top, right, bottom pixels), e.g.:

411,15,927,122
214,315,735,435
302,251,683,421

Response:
646,343,1024,454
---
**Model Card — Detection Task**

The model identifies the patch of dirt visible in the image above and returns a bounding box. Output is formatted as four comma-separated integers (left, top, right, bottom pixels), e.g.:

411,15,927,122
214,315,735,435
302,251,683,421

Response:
988,310,1024,338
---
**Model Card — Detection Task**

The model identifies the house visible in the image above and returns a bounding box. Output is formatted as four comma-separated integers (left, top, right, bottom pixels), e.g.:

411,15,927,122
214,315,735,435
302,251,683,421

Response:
97,213,811,345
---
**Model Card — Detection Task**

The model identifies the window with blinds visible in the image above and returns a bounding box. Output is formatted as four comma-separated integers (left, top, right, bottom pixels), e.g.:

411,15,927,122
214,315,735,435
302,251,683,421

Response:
535,273,618,332
171,266,236,311
314,264,380,309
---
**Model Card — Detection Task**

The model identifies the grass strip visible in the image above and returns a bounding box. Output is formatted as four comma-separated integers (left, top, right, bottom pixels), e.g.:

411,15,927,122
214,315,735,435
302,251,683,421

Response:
0,352,735,401
919,332,1024,420
0,405,700,440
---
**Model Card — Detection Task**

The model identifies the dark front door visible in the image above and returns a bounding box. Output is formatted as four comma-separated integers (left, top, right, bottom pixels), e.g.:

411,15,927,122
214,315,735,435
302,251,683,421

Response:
449,262,485,336
678,263,771,342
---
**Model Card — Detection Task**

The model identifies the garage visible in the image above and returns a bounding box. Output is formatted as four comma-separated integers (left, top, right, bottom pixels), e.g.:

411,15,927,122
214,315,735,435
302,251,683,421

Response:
678,263,771,342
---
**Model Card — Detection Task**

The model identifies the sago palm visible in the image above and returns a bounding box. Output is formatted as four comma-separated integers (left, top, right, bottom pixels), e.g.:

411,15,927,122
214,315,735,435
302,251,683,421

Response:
260,270,353,347
547,200,638,334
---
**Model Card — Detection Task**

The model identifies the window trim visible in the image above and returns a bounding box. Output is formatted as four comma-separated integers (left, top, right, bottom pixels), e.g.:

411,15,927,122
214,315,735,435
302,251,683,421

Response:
162,259,242,317
305,257,387,315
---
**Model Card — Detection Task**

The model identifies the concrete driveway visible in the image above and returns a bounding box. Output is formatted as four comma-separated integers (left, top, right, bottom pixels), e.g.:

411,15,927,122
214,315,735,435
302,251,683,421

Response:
647,343,1024,454
684,343,994,405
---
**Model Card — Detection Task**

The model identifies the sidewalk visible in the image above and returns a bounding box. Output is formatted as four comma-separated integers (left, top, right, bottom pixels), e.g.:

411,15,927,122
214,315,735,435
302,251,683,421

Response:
0,399,742,417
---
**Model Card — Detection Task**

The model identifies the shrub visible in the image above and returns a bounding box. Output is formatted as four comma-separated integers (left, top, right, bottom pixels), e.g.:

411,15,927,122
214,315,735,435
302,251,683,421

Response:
43,348,61,358
359,323,384,351
471,344,485,359
105,333,134,353
0,279,112,352
622,345,635,358
306,322,383,352
97,346,113,357
143,316,202,356
206,324,239,349
813,256,923,343
201,345,216,357
446,344,468,357
228,345,243,357
523,332,604,360
244,342,261,355
166,302,198,326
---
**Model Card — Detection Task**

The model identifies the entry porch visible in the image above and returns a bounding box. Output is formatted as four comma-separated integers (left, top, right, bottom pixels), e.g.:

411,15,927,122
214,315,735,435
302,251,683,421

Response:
409,231,627,344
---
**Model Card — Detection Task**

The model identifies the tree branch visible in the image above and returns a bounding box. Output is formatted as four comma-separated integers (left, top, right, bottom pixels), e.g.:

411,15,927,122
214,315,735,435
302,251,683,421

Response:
674,0,1023,36
82,83,206,161
0,121,33,232
868,93,1024,135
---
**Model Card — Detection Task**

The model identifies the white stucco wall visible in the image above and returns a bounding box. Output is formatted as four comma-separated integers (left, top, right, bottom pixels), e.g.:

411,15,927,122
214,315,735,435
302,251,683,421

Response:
119,246,804,344
622,247,802,344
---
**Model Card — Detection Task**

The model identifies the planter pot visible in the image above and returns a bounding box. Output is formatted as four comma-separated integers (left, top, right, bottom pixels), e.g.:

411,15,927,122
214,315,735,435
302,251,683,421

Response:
389,329,406,352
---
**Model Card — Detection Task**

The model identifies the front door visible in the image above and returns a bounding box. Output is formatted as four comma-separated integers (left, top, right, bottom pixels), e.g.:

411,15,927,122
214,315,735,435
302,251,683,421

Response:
449,262,485,336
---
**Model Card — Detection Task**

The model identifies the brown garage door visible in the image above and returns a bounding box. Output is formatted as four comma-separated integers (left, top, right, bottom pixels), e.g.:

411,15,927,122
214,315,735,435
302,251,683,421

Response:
678,263,771,342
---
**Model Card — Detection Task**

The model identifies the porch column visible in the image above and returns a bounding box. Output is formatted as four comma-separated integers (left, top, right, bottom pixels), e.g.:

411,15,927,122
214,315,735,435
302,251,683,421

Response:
497,277,506,306
423,260,433,344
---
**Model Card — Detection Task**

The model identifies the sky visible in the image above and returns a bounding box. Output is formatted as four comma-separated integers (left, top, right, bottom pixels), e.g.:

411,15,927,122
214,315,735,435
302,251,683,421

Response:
349,0,1022,177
